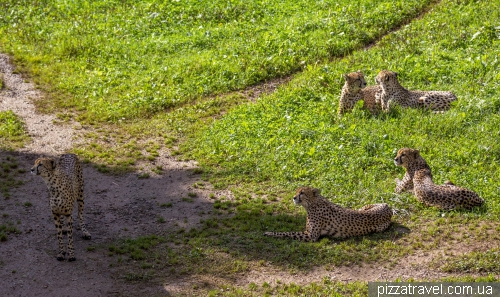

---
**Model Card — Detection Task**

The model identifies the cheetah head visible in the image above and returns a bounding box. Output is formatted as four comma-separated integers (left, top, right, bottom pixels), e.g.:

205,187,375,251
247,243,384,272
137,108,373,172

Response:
293,187,321,208
375,70,398,87
343,71,367,93
394,148,420,168
31,157,56,177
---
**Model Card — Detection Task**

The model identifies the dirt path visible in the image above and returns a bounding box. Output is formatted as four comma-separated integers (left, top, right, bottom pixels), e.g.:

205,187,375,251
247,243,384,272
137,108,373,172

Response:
0,53,227,296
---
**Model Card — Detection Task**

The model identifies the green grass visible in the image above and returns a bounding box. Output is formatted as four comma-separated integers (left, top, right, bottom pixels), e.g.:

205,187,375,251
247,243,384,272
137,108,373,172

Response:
192,0,500,215
0,0,434,121
0,222,21,242
0,110,29,150
1,0,500,295
441,248,500,273
0,155,24,199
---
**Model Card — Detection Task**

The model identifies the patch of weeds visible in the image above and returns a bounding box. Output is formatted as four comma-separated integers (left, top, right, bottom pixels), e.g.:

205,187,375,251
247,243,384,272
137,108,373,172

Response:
441,248,500,273
187,192,197,198
182,197,194,203
0,155,24,199
160,202,173,208
151,166,163,175
23,202,32,207
137,172,150,179
108,235,166,260
87,246,96,252
0,222,21,242
157,216,166,223
0,111,29,150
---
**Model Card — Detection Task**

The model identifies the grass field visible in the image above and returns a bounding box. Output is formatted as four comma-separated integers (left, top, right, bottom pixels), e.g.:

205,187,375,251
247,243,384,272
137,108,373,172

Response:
1,0,500,295
0,0,433,121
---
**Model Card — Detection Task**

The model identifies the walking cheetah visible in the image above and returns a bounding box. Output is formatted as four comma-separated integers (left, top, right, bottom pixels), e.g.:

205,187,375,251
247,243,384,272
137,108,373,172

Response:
394,148,484,210
375,70,457,112
338,71,381,114
31,154,91,261
264,187,392,241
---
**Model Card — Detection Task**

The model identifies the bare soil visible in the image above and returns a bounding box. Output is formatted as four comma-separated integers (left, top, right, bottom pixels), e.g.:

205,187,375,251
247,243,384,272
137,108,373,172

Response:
0,53,498,297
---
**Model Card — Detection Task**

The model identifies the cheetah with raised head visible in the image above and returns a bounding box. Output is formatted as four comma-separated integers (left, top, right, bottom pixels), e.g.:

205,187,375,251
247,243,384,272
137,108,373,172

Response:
393,147,431,194
394,148,484,210
338,71,381,114
264,187,392,242
375,70,457,112
31,154,91,261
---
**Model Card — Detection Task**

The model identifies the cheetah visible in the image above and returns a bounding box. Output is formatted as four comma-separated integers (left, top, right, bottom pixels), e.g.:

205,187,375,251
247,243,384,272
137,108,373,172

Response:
264,187,392,242
375,70,457,112
394,148,484,210
393,147,431,194
31,154,91,261
338,71,381,114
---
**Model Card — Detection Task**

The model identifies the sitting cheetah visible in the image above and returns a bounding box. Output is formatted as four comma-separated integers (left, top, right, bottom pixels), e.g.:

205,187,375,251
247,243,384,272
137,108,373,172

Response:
338,71,381,114
394,148,484,210
264,187,392,242
393,147,431,194
31,154,91,261
375,70,456,112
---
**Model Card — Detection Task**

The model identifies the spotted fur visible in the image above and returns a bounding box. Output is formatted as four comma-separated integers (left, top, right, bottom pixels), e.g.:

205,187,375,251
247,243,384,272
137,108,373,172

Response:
393,147,431,193
31,154,91,261
264,187,392,241
394,148,484,210
375,70,457,112
338,71,381,115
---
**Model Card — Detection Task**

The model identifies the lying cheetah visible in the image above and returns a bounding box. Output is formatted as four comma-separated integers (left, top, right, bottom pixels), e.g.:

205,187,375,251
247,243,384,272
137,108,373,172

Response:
338,71,381,114
31,154,91,261
413,168,484,210
264,187,392,241
394,148,484,210
375,70,457,112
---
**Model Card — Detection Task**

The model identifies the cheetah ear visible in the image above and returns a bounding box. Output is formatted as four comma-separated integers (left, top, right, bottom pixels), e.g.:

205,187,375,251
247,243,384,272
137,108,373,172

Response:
50,160,56,169
394,72,398,77
413,150,420,158
343,73,349,81
312,188,321,197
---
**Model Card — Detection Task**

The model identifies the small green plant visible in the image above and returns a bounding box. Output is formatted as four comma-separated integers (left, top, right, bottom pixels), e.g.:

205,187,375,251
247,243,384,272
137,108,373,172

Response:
160,202,173,208
23,202,32,207
137,172,150,179
0,155,24,199
0,222,21,242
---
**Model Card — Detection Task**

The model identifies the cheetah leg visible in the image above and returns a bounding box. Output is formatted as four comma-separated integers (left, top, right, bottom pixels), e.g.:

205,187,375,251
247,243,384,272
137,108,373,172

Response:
53,213,66,261
77,198,91,240
76,177,91,239
65,214,76,261
395,173,414,193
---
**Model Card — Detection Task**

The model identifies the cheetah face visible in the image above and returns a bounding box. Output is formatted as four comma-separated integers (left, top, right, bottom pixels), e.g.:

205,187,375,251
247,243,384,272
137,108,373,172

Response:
375,70,398,86
344,71,367,92
31,158,56,177
293,187,321,208
394,148,420,167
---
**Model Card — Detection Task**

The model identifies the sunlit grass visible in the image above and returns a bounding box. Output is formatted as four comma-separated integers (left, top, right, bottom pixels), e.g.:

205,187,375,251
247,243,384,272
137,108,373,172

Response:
0,0,433,121
0,110,29,150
